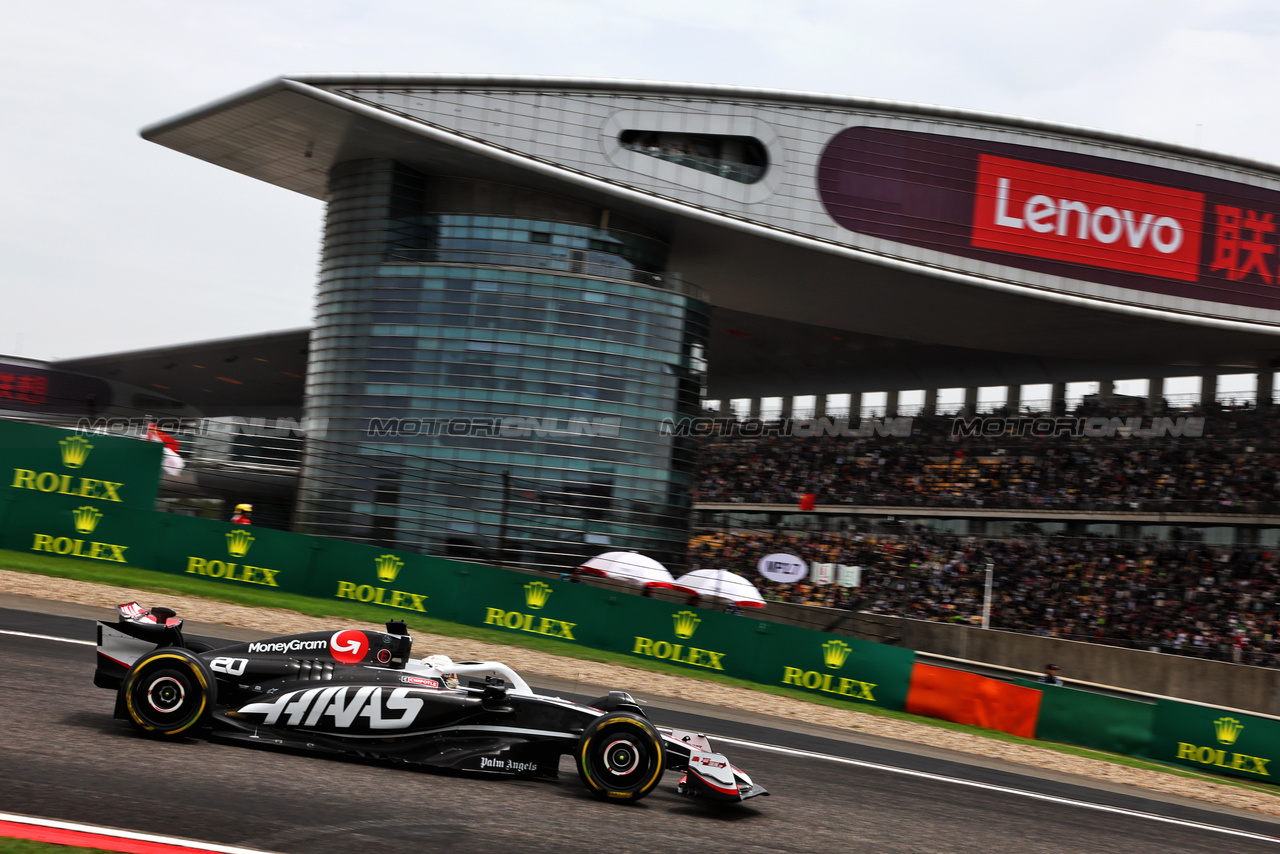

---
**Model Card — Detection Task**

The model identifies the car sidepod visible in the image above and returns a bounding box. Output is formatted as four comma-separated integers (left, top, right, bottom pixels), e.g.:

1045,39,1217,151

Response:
209,672,582,781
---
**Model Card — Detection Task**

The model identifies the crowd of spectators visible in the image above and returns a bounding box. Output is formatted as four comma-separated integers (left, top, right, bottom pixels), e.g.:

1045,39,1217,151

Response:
691,404,1280,514
687,529,1280,668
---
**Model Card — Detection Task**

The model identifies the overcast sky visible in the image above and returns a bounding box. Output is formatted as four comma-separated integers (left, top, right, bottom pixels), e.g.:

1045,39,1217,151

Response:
5,0,1280,370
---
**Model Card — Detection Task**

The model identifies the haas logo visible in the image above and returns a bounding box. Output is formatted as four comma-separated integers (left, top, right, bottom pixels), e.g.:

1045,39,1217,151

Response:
330,630,368,664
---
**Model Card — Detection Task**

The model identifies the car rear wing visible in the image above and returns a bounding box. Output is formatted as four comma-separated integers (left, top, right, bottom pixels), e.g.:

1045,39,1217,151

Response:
93,602,188,691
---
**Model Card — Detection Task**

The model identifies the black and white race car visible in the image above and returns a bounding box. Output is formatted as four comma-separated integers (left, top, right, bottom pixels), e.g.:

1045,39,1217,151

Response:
94,602,767,804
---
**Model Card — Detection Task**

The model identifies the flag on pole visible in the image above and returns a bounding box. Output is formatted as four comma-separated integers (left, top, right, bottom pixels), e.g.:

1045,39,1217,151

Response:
146,422,185,476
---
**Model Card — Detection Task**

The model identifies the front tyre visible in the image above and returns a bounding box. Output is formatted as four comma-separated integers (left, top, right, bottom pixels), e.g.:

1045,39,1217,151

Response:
120,648,215,738
576,712,665,802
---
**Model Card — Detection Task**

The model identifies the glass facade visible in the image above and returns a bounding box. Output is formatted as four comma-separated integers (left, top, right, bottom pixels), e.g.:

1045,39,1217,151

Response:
296,160,709,570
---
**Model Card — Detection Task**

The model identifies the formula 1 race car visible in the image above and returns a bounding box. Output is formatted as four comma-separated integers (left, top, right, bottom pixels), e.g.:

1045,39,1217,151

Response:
94,603,767,804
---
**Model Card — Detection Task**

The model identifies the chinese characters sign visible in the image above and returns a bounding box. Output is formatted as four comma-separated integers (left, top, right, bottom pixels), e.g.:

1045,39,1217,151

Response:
0,371,50,407
0,364,111,414
1211,206,1277,285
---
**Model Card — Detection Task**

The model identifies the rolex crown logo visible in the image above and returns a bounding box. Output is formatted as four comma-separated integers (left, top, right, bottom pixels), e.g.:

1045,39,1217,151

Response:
72,505,104,534
60,436,93,469
375,554,404,583
823,639,852,669
226,528,255,558
1215,716,1244,746
524,581,553,610
672,610,701,639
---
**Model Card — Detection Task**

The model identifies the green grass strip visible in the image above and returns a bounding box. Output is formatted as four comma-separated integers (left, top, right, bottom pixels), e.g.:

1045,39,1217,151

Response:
2,548,1278,800
0,842,120,854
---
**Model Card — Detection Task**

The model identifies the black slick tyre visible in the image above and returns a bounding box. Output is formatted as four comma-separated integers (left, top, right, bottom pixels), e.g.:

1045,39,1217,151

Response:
576,712,665,801
120,648,215,738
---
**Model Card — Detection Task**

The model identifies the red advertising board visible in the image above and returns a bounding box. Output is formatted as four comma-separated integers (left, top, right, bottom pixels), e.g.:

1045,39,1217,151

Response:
970,155,1204,282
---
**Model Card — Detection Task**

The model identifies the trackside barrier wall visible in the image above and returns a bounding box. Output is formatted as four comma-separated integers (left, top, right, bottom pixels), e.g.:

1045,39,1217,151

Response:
1013,679,1154,757
0,421,162,512
0,487,916,712
1147,699,1280,782
905,663,1041,738
1,421,163,567
891,616,1280,716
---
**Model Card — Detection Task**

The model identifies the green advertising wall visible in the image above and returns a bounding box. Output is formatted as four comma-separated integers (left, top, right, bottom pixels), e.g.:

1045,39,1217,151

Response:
1015,679,1154,757
1148,699,1280,782
0,497,161,568
0,421,164,567
0,421,162,511
0,479,916,713
446,565,914,710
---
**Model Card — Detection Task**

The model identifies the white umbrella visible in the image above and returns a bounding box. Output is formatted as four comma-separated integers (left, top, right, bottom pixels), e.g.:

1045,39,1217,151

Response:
671,569,766,608
579,551,676,589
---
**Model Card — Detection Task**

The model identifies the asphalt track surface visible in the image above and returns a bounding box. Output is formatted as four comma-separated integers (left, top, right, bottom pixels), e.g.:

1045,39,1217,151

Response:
3,603,1280,854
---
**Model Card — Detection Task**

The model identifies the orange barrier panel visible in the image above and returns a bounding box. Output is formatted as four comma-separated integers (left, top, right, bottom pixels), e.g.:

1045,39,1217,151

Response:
906,663,1042,738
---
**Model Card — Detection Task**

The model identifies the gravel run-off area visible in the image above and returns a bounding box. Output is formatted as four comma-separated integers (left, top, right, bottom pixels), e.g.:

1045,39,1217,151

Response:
4,568,1279,819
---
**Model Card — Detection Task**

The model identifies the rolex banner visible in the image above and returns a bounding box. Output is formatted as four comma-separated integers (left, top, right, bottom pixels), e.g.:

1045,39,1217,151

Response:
1148,699,1280,781
0,420,163,567
0,420,163,511
749,619,913,711
461,564,620,651
1,493,160,569
156,513,317,596
310,537,452,617
414,561,916,711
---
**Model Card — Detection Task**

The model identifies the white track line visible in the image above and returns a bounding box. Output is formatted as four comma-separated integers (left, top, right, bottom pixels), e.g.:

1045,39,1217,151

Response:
0,629,94,645
711,735,1280,843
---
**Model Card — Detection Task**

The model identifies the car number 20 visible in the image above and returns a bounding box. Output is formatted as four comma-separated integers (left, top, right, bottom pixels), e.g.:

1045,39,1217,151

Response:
210,657,249,676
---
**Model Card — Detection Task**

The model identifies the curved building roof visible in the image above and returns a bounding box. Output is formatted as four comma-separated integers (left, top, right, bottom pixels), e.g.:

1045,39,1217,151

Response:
142,75,1280,396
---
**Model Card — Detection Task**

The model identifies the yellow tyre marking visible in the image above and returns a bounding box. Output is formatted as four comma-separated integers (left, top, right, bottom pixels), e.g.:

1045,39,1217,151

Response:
123,653,208,735
581,716,664,798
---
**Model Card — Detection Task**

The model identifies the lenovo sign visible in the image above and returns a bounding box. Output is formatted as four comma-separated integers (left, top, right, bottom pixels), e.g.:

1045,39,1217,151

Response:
971,155,1204,281
815,126,1280,311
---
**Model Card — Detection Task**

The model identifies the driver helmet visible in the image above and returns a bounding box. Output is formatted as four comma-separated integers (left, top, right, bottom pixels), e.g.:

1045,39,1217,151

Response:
422,654,459,689
235,503,252,513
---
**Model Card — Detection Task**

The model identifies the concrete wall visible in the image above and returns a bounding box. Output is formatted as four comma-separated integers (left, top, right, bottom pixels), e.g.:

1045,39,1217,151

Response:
886,617,1280,717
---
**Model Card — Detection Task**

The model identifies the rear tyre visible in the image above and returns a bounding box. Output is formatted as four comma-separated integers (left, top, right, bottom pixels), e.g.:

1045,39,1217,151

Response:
576,712,665,802
120,648,215,738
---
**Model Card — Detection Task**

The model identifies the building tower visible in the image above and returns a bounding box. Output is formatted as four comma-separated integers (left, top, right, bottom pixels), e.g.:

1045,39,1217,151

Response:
296,159,708,568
